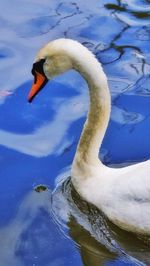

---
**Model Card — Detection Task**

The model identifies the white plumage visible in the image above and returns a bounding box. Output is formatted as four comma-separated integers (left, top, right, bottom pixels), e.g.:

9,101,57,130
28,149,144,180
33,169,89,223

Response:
29,38,150,235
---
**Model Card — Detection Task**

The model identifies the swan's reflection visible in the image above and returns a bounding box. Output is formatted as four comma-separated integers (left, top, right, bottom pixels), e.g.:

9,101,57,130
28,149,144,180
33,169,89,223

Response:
68,215,116,266
52,177,150,266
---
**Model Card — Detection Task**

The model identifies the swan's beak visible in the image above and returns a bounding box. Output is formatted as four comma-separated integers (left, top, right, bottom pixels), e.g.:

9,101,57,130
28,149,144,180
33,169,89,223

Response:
28,71,48,102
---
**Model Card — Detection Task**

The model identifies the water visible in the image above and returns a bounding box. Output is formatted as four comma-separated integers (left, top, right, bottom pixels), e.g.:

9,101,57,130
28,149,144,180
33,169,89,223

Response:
0,0,150,265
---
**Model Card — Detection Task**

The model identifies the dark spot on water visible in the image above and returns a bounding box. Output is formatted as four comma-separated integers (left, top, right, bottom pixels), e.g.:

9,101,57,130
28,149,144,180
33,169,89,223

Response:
104,4,126,12
34,185,48,193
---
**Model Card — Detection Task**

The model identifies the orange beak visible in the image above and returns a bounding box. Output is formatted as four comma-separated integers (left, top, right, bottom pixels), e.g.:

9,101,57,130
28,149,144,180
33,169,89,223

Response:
28,71,48,102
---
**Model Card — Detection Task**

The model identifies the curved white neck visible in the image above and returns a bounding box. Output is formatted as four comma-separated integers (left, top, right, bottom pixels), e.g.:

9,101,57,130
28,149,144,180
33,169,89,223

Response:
42,39,111,174
71,47,111,171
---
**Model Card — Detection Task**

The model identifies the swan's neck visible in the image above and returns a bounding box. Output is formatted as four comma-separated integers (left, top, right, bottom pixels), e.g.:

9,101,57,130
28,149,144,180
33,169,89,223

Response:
71,48,111,175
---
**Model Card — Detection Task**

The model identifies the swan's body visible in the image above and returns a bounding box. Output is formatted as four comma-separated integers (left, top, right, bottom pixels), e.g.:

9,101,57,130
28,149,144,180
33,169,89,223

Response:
28,38,150,235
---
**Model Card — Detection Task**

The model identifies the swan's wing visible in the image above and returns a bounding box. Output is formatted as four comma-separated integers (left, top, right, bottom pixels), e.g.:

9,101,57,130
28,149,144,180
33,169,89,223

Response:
115,160,150,202
101,160,150,234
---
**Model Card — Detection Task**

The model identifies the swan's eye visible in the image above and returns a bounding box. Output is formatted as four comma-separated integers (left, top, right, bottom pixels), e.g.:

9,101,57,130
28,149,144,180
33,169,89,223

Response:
31,59,46,75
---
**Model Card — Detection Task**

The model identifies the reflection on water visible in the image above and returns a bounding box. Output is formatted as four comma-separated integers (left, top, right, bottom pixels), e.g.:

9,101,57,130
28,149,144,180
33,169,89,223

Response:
0,180,149,266
0,189,51,266
52,177,150,266
0,0,150,265
0,187,83,266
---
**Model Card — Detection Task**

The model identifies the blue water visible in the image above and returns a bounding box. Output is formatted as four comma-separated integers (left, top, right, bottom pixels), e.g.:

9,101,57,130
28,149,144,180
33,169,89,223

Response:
0,0,150,265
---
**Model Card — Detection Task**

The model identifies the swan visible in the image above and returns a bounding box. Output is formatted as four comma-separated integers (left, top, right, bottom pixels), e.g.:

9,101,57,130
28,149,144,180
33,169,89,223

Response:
28,38,150,235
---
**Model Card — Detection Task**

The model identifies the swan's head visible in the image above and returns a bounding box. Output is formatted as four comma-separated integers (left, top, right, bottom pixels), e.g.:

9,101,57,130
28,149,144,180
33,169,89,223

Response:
28,39,74,102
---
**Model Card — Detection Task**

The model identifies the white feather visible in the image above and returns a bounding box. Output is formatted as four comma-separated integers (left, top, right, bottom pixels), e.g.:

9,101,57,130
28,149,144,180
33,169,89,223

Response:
33,38,150,235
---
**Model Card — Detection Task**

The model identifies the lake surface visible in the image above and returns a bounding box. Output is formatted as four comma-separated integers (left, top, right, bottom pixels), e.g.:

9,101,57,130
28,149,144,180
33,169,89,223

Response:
0,0,150,265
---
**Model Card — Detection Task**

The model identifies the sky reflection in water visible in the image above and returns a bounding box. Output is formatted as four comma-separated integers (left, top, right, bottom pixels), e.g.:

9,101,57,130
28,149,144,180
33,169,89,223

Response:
0,0,150,265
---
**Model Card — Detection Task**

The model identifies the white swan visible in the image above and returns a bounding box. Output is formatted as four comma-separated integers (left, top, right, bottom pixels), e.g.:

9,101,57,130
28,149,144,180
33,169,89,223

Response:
28,38,150,235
